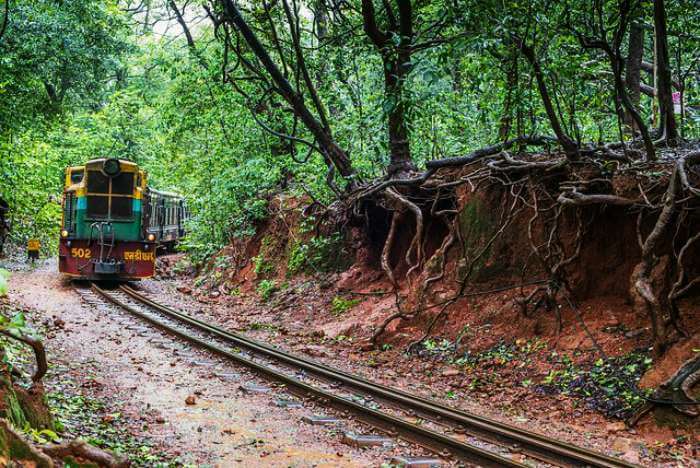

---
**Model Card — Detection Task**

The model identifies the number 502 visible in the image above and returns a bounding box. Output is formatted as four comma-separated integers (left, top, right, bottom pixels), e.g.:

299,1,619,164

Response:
71,248,91,259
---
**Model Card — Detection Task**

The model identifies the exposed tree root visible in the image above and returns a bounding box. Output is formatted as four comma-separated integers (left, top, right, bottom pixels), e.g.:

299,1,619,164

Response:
630,165,681,356
348,138,699,356
380,211,399,288
0,329,47,382
42,440,130,467
648,354,700,417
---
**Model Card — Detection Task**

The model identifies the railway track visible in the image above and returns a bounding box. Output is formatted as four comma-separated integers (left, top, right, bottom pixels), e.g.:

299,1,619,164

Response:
89,282,636,468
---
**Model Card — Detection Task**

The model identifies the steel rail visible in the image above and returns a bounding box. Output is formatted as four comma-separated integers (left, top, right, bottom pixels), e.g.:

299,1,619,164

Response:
118,284,634,468
92,283,522,467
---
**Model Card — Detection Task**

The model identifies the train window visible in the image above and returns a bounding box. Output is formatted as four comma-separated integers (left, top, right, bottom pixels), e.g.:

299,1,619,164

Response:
111,197,133,219
87,171,109,194
70,170,84,185
111,172,134,195
86,196,109,218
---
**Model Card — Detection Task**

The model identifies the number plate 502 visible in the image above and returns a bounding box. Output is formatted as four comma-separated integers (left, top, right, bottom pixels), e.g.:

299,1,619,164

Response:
71,248,91,259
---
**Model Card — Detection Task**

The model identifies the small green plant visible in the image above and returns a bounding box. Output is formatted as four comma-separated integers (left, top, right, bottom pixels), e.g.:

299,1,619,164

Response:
22,423,60,444
421,338,453,356
256,280,277,301
331,296,360,315
287,241,309,274
0,269,10,297
249,322,279,332
287,235,351,276
253,253,274,276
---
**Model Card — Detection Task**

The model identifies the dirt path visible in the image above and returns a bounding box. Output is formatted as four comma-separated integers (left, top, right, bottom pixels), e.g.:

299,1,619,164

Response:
4,260,428,467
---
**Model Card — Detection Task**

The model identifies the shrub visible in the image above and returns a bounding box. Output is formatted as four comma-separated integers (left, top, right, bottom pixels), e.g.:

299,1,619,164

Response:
256,280,277,301
330,296,360,315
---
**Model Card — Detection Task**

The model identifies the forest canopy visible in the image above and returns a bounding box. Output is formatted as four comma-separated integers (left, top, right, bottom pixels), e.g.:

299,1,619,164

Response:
1,0,697,255
1,2,699,359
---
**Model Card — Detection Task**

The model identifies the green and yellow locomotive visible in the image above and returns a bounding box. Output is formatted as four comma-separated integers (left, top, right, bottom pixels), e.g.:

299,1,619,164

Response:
59,158,187,280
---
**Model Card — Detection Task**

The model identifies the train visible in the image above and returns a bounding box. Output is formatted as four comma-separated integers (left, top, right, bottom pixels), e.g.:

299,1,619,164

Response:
59,158,188,280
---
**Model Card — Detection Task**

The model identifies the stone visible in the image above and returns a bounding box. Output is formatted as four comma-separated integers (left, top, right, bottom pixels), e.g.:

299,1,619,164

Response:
302,345,329,358
276,399,303,409
624,329,645,339
185,395,196,405
441,368,460,377
606,422,626,433
621,449,640,464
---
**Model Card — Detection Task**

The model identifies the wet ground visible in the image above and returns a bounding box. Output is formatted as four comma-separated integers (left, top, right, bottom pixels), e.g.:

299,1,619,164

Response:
1,254,697,467
148,261,700,467
3,259,435,467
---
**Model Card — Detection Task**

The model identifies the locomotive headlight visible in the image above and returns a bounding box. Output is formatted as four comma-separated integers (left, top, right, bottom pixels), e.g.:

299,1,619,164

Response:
61,230,69,238
103,158,121,177
147,234,156,242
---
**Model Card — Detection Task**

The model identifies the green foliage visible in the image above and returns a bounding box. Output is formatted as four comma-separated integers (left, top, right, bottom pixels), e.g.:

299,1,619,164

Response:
22,424,59,444
47,387,172,466
256,279,278,301
287,234,351,276
421,338,454,356
0,269,9,297
286,241,308,275
0,0,698,267
248,322,279,332
538,351,654,419
330,296,360,315
252,254,273,275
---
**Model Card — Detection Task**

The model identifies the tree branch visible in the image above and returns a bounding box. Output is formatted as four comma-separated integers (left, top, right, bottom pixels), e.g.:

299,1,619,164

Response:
361,0,388,48
0,0,8,45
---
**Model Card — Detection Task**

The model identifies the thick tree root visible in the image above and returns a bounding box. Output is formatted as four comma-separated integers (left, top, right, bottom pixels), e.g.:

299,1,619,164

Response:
352,140,699,354
42,440,130,467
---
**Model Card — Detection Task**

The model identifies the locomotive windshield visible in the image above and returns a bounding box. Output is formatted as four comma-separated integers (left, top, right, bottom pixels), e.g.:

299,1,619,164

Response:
70,169,84,185
85,169,135,220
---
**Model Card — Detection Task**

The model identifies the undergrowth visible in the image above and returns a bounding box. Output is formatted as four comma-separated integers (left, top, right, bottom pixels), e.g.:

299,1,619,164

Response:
414,336,652,419
47,366,175,467
536,350,654,419
256,279,278,301
330,296,360,315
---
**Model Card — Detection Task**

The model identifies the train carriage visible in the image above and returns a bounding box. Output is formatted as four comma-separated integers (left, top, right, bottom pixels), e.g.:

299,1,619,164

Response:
59,158,187,280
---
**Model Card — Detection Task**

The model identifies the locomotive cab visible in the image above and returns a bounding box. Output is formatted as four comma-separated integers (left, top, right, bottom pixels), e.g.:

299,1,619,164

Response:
59,159,157,280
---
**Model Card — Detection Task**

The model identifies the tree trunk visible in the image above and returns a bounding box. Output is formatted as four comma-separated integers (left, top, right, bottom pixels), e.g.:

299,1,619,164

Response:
499,52,518,140
360,0,415,176
624,22,644,133
653,0,678,144
384,58,413,175
517,40,579,160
